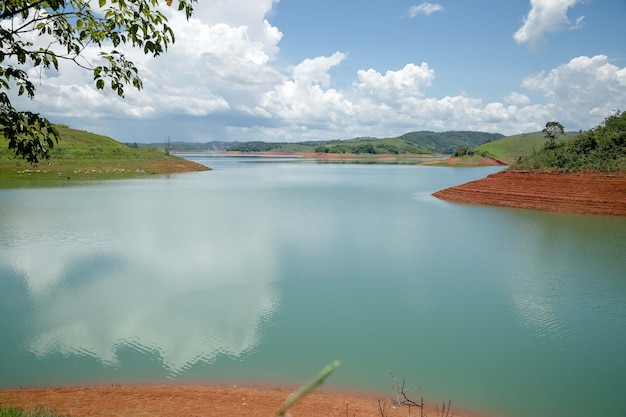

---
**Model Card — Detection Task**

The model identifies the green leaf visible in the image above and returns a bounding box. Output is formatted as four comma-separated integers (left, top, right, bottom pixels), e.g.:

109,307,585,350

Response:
274,361,340,417
0,0,198,161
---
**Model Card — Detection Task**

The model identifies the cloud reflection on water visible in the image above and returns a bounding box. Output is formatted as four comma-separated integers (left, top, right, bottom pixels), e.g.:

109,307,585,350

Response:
0,185,281,376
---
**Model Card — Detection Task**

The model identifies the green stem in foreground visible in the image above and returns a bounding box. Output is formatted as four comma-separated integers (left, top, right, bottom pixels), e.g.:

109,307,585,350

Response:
274,360,341,417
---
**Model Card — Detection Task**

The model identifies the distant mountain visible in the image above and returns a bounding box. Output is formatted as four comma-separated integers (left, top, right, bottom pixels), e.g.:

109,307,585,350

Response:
226,137,433,155
141,130,504,155
399,131,505,154
133,141,241,152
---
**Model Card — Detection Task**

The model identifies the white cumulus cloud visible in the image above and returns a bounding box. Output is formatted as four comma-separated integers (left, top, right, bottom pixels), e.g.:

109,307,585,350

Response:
522,55,626,126
514,0,584,50
505,92,531,106
409,2,443,18
4,0,625,142
355,63,435,103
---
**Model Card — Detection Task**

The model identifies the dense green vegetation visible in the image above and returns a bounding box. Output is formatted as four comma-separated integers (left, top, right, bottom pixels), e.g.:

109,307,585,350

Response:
0,125,208,185
310,137,432,155
512,111,626,172
399,130,504,154
223,137,434,154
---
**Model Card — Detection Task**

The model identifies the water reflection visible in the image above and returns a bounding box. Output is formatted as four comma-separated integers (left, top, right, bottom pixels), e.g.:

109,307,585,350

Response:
502,211,626,346
2,161,626,417
0,184,281,376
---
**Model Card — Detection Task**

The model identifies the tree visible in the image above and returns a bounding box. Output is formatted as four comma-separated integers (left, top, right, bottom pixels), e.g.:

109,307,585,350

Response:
542,121,564,149
0,0,196,163
452,145,473,157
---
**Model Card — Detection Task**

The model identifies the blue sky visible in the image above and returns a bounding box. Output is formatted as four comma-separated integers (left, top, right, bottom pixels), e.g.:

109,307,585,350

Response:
9,0,626,143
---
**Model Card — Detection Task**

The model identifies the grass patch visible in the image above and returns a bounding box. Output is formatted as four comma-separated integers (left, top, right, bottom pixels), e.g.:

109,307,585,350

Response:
0,405,65,417
473,131,578,163
0,125,209,187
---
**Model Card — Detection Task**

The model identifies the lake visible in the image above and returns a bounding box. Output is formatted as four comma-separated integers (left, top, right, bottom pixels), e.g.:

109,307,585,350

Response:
1,155,625,417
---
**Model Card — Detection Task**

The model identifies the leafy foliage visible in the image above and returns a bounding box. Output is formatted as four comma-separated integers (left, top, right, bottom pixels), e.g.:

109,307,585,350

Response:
0,0,196,163
452,145,475,157
513,111,626,172
228,141,280,152
542,121,565,149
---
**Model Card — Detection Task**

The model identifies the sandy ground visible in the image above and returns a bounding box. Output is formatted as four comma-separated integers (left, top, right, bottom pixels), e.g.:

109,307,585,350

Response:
0,385,493,417
433,170,626,216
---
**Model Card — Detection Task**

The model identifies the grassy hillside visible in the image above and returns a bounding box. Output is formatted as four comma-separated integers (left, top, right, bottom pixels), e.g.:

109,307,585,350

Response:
400,131,504,154
512,111,626,172
0,125,209,185
473,131,579,163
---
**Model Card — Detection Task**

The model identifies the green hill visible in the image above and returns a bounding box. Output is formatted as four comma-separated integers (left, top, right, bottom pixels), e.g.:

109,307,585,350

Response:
399,131,504,154
512,112,626,172
137,140,241,152
225,137,433,155
224,131,502,155
473,131,579,163
0,125,209,185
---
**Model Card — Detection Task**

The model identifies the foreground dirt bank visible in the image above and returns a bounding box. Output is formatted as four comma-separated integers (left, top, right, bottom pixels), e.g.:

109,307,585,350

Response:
433,170,626,216
0,385,494,417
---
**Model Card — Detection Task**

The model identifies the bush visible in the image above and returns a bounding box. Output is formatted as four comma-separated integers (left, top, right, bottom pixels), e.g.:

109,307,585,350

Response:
453,145,474,157
513,111,626,172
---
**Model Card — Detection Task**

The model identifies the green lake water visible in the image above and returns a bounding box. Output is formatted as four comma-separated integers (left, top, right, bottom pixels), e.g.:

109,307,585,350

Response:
1,155,625,417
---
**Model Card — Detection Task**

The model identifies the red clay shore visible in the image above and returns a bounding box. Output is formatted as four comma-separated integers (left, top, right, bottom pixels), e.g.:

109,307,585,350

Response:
0,384,495,417
433,170,626,216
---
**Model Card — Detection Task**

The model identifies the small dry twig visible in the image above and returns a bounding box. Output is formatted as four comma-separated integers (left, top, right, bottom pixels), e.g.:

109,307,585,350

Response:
436,400,454,417
378,399,391,417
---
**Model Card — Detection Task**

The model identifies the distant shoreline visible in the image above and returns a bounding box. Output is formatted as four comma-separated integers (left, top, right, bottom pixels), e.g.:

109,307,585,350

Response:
202,151,509,167
215,150,445,162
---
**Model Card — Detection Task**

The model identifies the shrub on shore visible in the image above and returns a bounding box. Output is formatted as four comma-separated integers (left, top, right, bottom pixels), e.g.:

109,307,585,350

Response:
513,111,626,172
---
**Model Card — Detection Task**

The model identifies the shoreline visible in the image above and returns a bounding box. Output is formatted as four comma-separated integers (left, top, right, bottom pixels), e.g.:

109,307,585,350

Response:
210,150,449,164
1,383,501,417
433,170,626,216
184,151,507,167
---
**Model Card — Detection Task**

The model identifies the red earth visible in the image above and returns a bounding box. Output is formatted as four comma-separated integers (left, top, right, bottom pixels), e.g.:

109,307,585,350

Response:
433,170,626,216
0,385,493,417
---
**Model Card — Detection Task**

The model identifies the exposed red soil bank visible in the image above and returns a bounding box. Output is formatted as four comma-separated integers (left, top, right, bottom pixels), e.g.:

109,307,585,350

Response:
422,156,509,167
433,170,626,216
0,385,492,417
